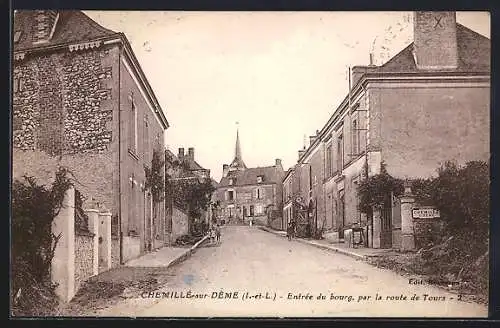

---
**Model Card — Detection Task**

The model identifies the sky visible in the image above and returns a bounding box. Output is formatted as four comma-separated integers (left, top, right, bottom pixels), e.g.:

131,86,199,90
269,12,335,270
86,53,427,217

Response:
85,11,490,182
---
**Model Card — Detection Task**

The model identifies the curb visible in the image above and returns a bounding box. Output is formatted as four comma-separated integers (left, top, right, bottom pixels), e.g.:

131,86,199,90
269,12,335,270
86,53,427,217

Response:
167,235,209,268
258,226,367,261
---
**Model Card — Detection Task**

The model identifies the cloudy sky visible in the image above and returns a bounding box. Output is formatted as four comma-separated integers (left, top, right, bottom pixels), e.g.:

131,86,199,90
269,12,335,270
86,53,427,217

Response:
85,11,490,182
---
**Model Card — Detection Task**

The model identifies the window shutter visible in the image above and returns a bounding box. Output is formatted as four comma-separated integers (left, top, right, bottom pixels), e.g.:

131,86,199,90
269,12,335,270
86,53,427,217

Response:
261,188,265,199
225,191,228,201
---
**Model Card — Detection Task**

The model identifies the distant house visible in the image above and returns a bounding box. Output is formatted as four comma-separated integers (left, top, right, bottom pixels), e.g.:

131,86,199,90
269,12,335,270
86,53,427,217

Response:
164,147,212,242
12,10,170,266
284,11,490,249
215,129,285,228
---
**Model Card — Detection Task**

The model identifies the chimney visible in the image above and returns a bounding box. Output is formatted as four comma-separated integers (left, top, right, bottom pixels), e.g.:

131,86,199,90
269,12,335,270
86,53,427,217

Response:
413,11,458,70
33,10,59,45
188,147,194,160
275,159,282,168
298,149,305,160
222,164,229,178
178,147,184,160
369,53,375,66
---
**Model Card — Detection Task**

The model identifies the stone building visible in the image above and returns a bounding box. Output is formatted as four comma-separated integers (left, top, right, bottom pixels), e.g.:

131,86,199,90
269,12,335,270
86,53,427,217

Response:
164,147,212,242
11,10,170,266
215,129,285,227
284,11,490,249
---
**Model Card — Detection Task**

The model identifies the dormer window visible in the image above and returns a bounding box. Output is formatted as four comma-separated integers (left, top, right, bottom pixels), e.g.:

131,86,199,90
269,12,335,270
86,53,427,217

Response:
229,178,235,185
257,176,263,183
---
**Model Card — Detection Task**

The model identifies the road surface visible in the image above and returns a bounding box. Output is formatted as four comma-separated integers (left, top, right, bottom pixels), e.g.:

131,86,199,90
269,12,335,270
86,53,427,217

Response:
101,225,487,318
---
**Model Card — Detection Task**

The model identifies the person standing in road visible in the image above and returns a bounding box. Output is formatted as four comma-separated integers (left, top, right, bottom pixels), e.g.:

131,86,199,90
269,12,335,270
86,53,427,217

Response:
215,224,221,244
287,221,294,241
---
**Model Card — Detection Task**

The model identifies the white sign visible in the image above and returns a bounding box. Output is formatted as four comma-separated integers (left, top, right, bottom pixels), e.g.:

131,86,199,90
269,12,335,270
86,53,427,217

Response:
412,208,440,219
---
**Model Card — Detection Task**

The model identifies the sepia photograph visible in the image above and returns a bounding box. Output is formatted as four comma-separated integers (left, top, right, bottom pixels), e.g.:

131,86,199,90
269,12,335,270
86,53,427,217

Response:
10,10,490,318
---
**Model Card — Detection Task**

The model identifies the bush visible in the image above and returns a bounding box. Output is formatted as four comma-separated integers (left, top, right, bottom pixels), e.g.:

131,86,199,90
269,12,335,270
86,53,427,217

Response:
412,161,489,296
11,167,72,316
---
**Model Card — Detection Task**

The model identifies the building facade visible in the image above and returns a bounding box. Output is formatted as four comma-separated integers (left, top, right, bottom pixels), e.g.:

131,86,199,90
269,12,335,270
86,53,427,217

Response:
215,130,285,227
12,10,170,265
284,11,490,249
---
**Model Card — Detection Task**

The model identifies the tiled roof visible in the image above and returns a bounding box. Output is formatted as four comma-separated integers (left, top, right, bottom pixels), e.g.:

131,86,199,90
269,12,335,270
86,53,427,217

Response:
219,166,280,187
183,158,207,171
13,10,117,52
373,24,490,74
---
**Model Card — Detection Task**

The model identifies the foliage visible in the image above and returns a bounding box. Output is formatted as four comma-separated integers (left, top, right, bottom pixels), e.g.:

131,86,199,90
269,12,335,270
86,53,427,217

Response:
412,160,489,296
170,177,215,219
11,167,73,316
357,162,404,213
357,160,489,297
144,149,165,203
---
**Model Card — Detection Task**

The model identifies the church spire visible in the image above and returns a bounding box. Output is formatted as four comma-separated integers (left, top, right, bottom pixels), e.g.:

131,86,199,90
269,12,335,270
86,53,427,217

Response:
235,127,242,161
229,122,247,171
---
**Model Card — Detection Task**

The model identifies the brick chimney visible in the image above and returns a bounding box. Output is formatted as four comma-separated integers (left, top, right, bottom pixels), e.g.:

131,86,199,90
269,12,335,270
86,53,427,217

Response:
188,147,194,160
275,158,282,168
178,147,184,160
33,10,59,45
413,11,458,70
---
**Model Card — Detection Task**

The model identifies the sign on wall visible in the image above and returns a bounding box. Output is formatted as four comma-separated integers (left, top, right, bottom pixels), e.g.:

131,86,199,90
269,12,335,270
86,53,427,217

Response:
412,207,440,219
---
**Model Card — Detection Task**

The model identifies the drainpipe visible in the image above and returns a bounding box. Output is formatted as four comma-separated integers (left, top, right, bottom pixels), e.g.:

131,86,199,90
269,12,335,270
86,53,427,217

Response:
118,44,123,265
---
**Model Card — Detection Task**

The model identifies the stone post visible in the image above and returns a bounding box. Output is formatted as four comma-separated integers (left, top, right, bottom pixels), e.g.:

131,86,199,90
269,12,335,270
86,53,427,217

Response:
372,205,382,249
85,208,99,276
98,209,112,271
400,180,416,251
51,186,75,303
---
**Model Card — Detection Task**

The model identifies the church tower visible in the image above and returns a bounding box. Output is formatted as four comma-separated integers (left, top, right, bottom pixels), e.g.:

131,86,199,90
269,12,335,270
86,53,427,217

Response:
228,127,247,172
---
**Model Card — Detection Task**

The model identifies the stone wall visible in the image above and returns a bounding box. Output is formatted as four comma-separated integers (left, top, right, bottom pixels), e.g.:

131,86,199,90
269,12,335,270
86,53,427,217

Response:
74,232,94,293
12,149,114,211
122,236,141,263
12,45,118,212
13,48,114,154
171,206,189,243
111,237,120,268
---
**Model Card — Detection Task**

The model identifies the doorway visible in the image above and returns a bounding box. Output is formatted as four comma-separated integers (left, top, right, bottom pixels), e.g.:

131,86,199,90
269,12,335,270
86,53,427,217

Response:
380,194,393,248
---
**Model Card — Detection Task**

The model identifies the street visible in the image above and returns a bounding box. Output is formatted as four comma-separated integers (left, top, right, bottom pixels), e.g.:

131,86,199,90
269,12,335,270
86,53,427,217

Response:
101,226,487,318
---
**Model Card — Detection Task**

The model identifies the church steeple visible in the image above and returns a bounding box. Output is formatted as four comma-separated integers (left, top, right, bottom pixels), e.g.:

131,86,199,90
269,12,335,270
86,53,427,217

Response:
229,124,247,171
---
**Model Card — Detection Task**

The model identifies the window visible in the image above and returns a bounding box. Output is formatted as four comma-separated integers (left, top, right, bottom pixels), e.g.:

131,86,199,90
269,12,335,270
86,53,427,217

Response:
352,117,360,156
13,77,23,93
326,143,333,177
255,205,264,215
255,188,264,200
257,176,263,183
243,206,247,217
143,114,149,161
249,205,254,216
336,134,343,172
229,178,234,185
129,95,138,154
227,190,235,201
228,207,234,218
14,31,21,43
309,165,313,191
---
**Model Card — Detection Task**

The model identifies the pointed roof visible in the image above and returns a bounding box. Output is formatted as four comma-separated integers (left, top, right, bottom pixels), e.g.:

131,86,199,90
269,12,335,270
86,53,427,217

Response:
13,10,118,52
229,128,247,170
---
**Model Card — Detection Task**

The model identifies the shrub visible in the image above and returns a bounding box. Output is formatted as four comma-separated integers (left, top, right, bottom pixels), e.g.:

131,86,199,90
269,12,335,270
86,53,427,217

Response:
11,167,72,316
